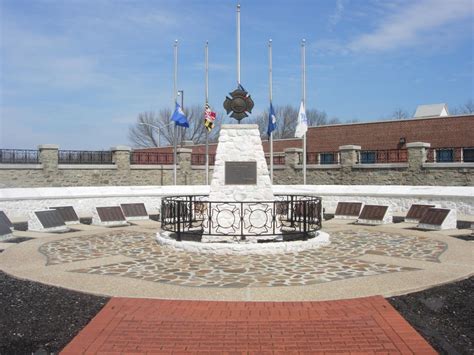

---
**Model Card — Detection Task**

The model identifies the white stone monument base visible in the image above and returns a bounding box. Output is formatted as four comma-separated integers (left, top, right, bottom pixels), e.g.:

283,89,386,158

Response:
125,216,149,221
417,209,457,230
0,232,14,242
334,215,360,220
27,211,70,233
156,230,330,255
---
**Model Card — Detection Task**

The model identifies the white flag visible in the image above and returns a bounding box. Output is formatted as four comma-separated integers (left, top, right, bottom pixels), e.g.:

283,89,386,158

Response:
295,101,308,138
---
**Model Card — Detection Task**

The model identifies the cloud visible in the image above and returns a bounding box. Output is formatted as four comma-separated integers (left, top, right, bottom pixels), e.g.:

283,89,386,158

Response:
328,0,347,29
349,0,473,52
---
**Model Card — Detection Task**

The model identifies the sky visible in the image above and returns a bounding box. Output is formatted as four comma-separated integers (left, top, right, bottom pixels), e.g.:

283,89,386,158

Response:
1,0,473,149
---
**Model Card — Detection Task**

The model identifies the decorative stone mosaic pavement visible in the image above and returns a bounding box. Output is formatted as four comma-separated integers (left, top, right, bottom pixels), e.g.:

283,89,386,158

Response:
38,229,447,288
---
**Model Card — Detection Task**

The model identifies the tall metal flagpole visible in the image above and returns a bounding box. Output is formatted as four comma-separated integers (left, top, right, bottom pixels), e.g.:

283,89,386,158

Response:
205,41,209,185
302,39,307,185
269,39,274,183
236,4,241,86
173,40,178,185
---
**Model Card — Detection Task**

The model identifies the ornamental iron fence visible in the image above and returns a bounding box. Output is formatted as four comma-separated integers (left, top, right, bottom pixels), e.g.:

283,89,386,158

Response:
130,151,174,165
191,154,216,165
426,147,473,163
300,152,340,165
265,154,286,165
0,149,39,164
58,150,113,164
161,194,322,242
359,149,408,164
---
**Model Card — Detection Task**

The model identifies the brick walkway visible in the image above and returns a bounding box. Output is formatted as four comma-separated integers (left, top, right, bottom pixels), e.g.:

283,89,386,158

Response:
61,296,435,354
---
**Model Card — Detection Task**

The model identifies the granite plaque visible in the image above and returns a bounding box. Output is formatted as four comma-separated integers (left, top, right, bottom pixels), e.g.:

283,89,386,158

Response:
419,208,450,225
359,205,388,221
96,207,126,222
0,223,12,236
335,202,363,217
0,211,13,228
120,203,148,217
51,206,79,222
35,210,66,228
406,204,435,221
225,161,257,185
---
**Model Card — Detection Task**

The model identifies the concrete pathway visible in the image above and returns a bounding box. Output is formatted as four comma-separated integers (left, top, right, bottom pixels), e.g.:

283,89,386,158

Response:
60,296,436,354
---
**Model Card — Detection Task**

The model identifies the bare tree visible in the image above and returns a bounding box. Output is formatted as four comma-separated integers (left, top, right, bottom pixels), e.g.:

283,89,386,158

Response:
459,99,474,114
128,105,224,148
391,108,410,120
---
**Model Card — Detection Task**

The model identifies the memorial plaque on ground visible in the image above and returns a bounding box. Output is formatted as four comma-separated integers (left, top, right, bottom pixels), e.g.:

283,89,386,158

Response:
120,203,148,217
0,223,12,236
0,211,13,228
335,202,363,217
97,207,126,222
419,208,450,226
35,210,66,228
51,206,79,223
225,161,257,185
405,204,435,221
359,205,388,221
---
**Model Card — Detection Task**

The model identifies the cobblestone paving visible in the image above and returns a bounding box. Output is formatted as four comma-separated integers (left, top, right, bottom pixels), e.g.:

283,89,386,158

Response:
39,229,446,288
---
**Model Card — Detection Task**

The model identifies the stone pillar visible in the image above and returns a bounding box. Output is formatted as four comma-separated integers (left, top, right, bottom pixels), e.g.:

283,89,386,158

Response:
111,146,131,171
339,145,361,185
339,145,361,167
406,142,430,170
38,144,59,172
177,147,192,185
284,148,303,167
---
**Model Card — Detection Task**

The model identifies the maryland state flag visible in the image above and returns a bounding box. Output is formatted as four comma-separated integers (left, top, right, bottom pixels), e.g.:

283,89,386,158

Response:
204,103,216,131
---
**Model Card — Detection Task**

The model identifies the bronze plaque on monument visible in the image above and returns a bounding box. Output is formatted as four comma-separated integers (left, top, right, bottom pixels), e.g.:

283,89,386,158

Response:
225,161,257,185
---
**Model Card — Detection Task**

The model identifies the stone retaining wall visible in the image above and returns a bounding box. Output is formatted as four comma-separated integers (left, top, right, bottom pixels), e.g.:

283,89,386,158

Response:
0,142,472,188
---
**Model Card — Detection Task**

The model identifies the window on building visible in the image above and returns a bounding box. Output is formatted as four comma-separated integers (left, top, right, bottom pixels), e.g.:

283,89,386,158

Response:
320,153,335,164
463,148,474,162
436,149,454,162
360,151,376,164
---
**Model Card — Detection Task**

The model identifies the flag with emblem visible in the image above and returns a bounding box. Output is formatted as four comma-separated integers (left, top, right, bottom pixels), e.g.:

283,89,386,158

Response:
204,103,216,131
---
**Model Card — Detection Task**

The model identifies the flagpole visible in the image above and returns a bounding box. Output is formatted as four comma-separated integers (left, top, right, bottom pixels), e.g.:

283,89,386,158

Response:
302,39,307,185
173,39,178,185
236,3,241,86
269,39,274,183
205,41,209,185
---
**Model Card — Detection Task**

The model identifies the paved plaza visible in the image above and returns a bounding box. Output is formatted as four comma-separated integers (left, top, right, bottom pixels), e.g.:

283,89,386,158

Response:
0,219,471,301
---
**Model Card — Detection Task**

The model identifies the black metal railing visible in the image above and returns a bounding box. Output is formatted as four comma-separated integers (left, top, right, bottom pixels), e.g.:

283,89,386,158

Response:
58,150,113,164
359,149,408,164
130,151,174,165
191,154,216,165
265,155,286,165
300,152,339,165
0,149,39,164
426,147,473,163
161,194,322,242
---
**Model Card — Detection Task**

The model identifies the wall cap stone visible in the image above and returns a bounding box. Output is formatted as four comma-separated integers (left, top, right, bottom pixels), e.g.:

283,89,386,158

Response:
339,145,361,151
423,162,474,169
38,144,59,150
177,147,192,153
284,148,303,153
130,165,175,170
110,146,131,152
406,142,430,148
0,164,43,170
221,124,258,130
353,163,409,169
58,164,117,170
294,164,341,170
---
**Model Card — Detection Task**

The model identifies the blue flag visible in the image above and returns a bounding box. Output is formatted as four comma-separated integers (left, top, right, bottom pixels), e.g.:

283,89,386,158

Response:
267,103,277,137
170,102,189,128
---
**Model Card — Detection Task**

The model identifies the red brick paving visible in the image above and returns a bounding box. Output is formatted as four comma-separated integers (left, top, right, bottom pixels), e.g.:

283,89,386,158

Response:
61,296,436,354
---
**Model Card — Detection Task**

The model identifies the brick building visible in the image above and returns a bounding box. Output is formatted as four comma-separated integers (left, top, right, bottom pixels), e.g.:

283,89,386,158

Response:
136,114,474,163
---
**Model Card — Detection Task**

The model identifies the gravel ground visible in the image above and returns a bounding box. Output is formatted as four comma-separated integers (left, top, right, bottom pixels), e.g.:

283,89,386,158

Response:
0,270,472,354
389,276,473,355
0,271,109,354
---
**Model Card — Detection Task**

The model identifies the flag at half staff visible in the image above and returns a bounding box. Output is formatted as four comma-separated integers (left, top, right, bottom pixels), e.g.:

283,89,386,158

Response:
267,103,277,137
204,103,216,131
171,102,189,127
294,101,308,138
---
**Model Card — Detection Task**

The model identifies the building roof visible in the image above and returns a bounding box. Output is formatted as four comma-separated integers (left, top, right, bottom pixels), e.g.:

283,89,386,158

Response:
414,103,449,118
